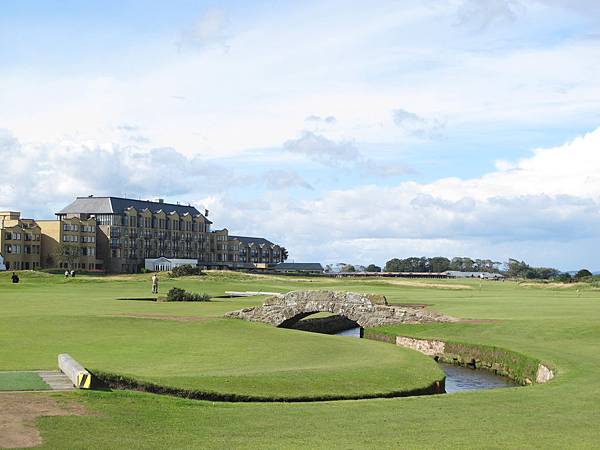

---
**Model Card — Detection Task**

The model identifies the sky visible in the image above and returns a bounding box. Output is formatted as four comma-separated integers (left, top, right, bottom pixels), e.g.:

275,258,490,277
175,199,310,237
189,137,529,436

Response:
1,0,600,270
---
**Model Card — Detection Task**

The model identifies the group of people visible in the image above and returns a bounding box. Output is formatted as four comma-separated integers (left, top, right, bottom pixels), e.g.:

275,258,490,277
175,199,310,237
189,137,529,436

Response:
9,270,162,291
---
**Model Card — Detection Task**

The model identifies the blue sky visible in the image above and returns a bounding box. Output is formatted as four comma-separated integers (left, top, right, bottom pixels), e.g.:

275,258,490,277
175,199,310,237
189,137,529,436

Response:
2,0,600,270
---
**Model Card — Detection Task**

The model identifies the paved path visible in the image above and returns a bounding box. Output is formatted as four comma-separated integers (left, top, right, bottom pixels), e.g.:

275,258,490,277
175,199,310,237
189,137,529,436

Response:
37,371,74,391
225,291,283,297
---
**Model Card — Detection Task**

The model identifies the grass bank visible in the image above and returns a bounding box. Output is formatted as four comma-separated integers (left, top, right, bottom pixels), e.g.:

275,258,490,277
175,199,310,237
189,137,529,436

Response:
2,271,600,448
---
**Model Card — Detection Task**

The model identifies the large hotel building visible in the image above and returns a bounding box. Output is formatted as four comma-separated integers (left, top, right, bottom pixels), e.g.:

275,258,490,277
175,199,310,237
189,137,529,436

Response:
1,196,286,273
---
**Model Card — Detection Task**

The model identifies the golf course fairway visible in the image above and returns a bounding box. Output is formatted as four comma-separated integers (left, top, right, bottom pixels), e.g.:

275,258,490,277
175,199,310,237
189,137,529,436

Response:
1,271,599,448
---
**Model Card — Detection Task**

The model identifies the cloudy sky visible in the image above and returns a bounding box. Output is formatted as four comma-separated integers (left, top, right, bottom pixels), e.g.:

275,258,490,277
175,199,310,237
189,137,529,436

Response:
2,0,600,270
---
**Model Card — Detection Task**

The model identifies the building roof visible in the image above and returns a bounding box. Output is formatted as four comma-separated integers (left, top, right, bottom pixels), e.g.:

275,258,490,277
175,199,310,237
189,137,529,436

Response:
229,235,276,246
274,262,323,272
58,196,209,220
443,271,504,278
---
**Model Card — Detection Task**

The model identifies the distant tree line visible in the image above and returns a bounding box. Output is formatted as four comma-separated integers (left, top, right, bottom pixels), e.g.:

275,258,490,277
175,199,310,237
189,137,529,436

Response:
504,259,560,280
328,257,593,282
381,256,593,281
383,257,501,273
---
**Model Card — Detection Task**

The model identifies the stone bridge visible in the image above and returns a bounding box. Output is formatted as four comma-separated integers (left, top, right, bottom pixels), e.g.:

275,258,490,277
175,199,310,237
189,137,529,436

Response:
225,290,457,328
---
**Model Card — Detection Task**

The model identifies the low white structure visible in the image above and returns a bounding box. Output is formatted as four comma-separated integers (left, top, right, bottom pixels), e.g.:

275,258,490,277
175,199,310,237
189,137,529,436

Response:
145,257,198,272
0,254,6,271
58,353,92,389
444,271,504,280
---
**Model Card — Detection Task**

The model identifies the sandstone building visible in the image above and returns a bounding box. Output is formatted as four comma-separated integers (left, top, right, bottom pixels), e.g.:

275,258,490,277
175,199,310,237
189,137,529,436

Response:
0,211,42,270
0,196,286,273
55,196,285,272
37,217,98,270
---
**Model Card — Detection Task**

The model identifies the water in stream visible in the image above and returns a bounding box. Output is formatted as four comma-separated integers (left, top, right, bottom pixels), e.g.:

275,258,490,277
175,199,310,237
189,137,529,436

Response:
335,327,516,393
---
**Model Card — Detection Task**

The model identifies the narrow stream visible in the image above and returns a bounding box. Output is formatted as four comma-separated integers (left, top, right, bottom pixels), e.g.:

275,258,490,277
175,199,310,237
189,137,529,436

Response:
335,327,517,393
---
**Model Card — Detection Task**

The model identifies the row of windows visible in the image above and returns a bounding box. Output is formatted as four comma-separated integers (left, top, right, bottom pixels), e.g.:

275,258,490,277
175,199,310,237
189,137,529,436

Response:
3,244,40,254
92,214,209,232
63,224,95,232
63,235,96,243
122,216,209,232
4,232,40,241
5,261,39,270
59,262,95,270
61,246,95,256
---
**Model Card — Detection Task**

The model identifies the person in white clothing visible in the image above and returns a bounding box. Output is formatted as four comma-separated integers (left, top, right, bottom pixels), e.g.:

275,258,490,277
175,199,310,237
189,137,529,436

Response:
152,273,159,294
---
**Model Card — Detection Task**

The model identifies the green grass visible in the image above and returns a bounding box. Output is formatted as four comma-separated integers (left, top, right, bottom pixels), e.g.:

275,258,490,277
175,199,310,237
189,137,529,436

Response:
0,271,441,400
2,271,600,448
0,371,50,391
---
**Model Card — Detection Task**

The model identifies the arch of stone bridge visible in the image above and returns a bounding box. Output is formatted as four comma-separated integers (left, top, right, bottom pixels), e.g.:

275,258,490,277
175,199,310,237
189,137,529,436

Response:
275,302,368,328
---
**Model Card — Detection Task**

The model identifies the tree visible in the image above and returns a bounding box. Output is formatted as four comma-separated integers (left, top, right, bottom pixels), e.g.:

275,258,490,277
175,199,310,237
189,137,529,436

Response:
556,272,572,283
535,267,561,280
55,243,80,269
365,264,382,273
430,257,450,273
574,269,592,280
504,259,561,280
344,265,356,272
505,259,530,278
384,258,402,272
280,247,289,262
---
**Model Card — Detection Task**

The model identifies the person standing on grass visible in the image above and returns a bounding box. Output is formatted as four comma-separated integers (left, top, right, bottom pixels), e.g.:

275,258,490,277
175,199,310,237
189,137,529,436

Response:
152,273,159,294
64,270,69,278
11,272,19,284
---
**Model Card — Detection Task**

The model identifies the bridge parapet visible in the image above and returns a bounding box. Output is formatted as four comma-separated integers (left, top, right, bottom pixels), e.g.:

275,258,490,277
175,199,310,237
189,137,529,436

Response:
225,290,456,328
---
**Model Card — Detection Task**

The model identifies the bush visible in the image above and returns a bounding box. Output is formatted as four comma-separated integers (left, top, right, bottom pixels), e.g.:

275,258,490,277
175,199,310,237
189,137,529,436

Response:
169,264,203,278
166,287,211,302
574,269,593,281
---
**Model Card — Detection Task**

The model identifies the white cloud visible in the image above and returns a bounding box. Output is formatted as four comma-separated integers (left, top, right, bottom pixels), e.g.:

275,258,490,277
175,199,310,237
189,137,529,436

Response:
177,8,230,52
219,127,600,268
283,130,412,177
455,0,523,29
283,131,360,166
2,1,600,157
392,108,445,138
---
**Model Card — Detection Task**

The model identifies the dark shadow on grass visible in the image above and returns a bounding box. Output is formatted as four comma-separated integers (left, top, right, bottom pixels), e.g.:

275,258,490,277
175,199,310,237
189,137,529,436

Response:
91,370,445,403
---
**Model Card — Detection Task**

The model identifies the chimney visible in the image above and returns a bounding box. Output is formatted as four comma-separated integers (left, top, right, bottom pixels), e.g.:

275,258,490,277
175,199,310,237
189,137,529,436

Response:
205,209,209,217
155,198,164,203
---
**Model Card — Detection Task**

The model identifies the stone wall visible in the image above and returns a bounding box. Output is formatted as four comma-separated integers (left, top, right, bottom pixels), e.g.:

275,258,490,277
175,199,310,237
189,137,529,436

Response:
395,336,446,356
225,290,457,328
390,335,555,385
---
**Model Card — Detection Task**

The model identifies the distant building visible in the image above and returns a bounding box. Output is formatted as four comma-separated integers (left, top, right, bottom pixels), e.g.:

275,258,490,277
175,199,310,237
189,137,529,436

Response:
0,211,42,270
38,217,98,270
274,262,324,274
1,196,285,273
444,271,504,280
56,196,211,273
51,195,284,273
229,235,283,268
145,257,198,272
